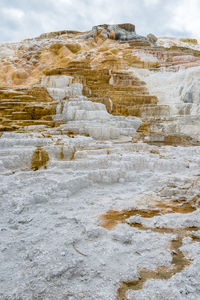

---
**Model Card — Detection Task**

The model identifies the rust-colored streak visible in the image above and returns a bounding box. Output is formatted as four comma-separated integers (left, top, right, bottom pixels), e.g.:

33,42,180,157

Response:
60,144,64,160
31,146,49,171
99,195,200,300
100,197,200,230
117,234,191,300
116,222,200,300
100,209,161,230
70,146,76,160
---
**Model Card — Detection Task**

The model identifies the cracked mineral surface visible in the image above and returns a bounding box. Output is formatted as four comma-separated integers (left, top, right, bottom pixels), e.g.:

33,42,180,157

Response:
0,24,200,300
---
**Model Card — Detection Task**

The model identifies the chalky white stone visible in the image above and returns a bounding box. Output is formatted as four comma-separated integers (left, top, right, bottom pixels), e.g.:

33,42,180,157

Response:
41,75,141,140
0,33,200,300
130,66,200,140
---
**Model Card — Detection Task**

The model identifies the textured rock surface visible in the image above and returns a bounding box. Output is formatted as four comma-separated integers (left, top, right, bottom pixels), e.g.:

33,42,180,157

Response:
78,23,140,41
0,24,200,300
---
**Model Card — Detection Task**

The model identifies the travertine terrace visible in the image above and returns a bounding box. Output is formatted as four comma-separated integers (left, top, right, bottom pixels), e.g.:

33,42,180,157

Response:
0,24,200,299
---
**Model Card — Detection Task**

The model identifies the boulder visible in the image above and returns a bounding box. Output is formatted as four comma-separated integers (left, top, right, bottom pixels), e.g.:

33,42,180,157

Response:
79,23,148,42
147,33,158,44
118,23,135,32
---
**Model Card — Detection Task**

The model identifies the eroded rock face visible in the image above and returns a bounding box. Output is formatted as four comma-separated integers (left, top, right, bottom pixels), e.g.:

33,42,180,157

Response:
40,74,140,140
118,23,136,32
147,33,158,44
0,24,200,141
80,23,147,42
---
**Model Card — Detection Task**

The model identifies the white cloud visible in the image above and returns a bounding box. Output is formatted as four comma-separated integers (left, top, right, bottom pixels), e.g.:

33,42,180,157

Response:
144,0,160,7
0,0,199,43
2,7,24,19
169,0,200,39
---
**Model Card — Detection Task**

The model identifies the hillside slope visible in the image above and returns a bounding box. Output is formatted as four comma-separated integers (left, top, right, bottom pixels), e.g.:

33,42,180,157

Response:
0,24,200,300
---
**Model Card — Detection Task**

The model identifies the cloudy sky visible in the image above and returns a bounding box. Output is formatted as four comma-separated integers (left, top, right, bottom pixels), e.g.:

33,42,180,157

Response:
0,0,199,43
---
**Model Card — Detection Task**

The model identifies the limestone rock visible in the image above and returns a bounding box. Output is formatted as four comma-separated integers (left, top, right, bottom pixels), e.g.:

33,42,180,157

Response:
179,38,198,44
147,33,158,44
80,23,147,42
118,23,136,32
1,24,200,300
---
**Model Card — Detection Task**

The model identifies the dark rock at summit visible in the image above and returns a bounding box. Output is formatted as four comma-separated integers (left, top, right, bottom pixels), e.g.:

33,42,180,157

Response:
118,23,136,32
79,23,149,43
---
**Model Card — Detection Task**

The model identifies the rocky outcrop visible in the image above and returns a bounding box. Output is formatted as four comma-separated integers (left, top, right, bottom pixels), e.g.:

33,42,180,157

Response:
79,23,148,43
147,33,158,44
0,27,200,143
39,74,141,140
0,86,61,131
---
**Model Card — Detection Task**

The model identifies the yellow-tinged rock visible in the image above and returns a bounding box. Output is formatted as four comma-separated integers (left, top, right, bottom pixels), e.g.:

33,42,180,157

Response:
179,38,198,44
31,147,49,171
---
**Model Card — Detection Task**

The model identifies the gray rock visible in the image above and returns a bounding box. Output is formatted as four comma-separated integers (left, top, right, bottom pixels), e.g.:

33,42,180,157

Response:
184,90,193,103
118,23,135,32
79,23,149,42
147,33,158,45
184,81,200,104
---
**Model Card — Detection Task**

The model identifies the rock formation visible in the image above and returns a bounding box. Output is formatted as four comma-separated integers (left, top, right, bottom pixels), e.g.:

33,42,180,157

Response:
79,23,151,44
0,24,200,300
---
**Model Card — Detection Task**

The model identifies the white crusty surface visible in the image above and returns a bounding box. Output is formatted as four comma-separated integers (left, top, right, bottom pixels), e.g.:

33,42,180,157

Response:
1,124,200,299
0,31,200,300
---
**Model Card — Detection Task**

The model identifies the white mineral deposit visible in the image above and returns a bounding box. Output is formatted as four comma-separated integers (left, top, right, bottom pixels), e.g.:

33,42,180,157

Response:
0,22,200,300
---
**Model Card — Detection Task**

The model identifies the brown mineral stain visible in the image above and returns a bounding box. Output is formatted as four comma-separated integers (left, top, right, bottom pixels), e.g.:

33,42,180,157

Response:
70,147,76,160
156,199,197,214
116,220,200,300
99,195,200,300
60,144,64,160
117,234,191,300
31,146,49,171
100,197,200,230
100,209,161,230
